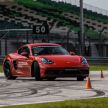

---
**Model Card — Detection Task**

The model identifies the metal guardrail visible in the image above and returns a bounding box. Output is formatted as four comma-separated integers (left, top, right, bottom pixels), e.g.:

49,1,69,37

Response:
0,56,108,65
87,57,108,65
0,56,4,64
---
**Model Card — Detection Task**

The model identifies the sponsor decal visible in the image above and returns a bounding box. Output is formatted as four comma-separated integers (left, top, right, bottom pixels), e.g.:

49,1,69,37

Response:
17,61,28,68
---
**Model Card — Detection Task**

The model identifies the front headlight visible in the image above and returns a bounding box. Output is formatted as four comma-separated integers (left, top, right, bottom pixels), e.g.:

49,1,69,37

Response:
81,57,88,64
41,58,54,64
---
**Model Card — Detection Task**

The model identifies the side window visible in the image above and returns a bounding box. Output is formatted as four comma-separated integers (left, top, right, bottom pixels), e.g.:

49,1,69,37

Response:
18,47,30,55
23,47,30,54
18,48,23,54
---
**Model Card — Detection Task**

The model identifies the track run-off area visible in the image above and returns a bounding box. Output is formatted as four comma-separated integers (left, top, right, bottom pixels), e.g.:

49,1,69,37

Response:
0,71,108,106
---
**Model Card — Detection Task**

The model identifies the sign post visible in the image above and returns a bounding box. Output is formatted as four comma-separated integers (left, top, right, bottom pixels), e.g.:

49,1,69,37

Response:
33,21,49,42
80,0,84,55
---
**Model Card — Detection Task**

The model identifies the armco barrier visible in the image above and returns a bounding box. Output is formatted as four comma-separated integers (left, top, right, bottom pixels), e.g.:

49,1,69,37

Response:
87,57,108,65
0,56,4,64
0,56,108,65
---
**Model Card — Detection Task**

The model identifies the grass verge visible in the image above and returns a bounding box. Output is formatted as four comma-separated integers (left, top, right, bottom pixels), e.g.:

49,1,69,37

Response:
0,65,2,72
1,97,108,108
90,65,108,71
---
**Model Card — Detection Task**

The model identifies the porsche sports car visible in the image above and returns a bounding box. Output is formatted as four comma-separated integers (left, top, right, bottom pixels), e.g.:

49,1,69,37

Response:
3,43,89,81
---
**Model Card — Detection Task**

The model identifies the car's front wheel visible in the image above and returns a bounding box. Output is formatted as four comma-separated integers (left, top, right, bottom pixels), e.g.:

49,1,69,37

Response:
33,62,41,81
4,61,17,80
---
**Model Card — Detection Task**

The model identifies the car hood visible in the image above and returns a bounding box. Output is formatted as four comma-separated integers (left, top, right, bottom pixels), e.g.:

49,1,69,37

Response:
37,55,83,67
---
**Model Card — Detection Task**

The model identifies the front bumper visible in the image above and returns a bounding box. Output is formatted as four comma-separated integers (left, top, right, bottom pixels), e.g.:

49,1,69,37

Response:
44,68,89,77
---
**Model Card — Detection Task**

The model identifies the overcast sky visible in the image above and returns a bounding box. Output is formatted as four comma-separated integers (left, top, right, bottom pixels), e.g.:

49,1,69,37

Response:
84,0,108,10
54,0,108,14
57,0,108,10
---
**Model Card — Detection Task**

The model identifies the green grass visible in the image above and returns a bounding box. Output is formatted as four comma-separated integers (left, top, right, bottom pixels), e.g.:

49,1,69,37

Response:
0,65,2,72
90,65,108,71
1,97,108,108
14,0,108,24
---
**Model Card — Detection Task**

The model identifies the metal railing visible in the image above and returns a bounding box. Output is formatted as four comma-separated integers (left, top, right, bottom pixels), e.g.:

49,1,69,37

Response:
1,56,108,65
87,57,108,65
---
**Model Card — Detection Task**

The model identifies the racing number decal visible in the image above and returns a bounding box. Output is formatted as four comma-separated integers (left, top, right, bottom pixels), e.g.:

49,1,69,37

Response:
17,61,28,68
33,21,49,34
35,26,46,34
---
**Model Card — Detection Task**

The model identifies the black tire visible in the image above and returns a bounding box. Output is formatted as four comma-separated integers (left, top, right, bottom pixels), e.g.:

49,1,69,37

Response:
4,61,17,80
33,62,41,81
47,77,56,81
77,77,84,81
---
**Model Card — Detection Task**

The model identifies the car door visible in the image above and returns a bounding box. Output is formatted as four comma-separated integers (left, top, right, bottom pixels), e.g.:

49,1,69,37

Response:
15,46,32,76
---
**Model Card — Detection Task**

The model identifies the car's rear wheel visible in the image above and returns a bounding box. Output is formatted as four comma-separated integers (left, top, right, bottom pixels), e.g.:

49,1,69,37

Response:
4,61,17,80
33,62,41,81
77,76,84,81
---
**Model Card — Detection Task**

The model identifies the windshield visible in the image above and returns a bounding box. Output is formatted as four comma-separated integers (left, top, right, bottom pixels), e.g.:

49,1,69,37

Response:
32,46,69,56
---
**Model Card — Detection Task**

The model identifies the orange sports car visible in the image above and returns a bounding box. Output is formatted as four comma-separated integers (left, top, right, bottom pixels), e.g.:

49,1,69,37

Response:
3,43,89,81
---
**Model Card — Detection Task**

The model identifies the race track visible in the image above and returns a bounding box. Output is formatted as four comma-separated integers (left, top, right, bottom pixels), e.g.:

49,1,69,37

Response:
0,71,108,106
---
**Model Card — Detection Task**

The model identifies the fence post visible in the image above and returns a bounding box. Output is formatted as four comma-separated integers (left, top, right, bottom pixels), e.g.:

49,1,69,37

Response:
5,36,7,55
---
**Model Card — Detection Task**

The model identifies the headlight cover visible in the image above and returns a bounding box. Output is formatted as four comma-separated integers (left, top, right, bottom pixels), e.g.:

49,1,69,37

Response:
41,58,54,64
81,57,88,64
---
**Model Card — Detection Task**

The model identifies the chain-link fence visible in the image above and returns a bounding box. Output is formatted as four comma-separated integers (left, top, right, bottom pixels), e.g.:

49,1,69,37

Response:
0,28,108,65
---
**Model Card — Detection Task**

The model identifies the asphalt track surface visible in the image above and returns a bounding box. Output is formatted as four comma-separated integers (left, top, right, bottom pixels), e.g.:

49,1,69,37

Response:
0,71,108,106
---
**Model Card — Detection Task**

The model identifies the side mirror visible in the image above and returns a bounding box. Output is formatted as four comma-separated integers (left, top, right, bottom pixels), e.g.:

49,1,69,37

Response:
21,52,29,57
70,51,76,55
